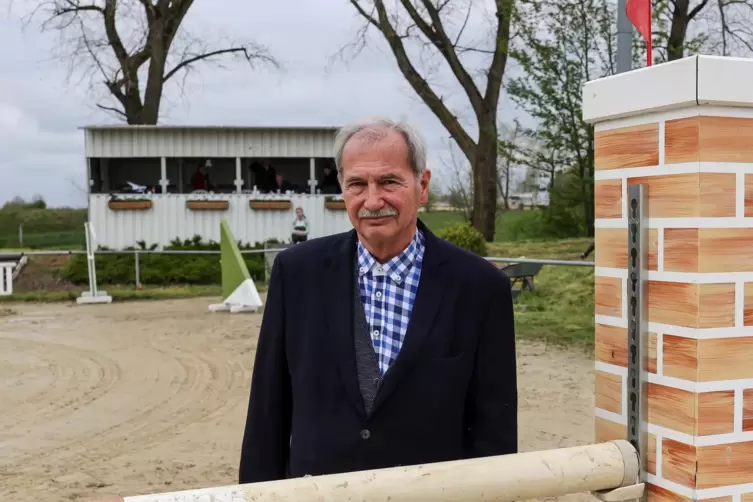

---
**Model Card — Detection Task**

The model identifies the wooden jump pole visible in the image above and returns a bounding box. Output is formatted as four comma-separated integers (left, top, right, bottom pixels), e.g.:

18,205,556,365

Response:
96,440,642,502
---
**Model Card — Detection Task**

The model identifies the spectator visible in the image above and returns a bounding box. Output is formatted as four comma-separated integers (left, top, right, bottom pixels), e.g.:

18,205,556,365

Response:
291,207,309,244
191,160,212,191
250,162,277,192
319,165,341,194
274,174,296,193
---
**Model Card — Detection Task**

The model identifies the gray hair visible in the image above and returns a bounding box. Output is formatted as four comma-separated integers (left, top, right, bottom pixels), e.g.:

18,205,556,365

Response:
333,117,428,179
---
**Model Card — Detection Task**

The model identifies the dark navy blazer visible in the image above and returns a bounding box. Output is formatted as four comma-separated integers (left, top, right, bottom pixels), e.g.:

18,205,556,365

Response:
238,220,518,483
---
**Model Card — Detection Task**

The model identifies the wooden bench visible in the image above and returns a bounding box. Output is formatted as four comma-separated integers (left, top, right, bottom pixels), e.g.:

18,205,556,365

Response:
499,262,544,299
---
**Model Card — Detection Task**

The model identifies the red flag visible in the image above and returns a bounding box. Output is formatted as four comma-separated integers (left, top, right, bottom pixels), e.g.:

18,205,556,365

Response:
626,0,652,66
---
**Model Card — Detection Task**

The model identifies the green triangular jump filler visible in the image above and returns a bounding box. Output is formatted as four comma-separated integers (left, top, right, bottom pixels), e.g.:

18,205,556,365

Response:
220,219,251,300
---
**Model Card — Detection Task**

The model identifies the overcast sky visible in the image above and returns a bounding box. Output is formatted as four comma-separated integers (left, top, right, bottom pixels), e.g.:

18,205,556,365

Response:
0,0,521,208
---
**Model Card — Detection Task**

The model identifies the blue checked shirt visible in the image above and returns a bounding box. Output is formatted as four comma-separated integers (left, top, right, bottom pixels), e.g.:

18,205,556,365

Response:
357,229,425,375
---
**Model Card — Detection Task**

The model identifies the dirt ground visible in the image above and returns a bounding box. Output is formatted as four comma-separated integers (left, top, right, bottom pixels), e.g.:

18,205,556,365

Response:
0,298,596,502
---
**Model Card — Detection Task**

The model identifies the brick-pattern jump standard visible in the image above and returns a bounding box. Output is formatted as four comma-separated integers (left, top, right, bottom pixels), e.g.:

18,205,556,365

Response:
586,55,753,502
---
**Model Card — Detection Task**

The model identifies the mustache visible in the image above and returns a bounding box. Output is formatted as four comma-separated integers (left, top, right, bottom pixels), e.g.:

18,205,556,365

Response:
358,206,398,219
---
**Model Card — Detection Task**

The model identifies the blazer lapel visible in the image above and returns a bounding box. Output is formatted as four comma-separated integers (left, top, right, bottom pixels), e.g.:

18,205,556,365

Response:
370,223,448,414
325,230,367,419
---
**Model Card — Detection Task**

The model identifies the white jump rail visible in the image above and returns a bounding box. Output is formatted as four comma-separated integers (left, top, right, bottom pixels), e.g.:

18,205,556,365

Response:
96,440,643,502
0,261,14,296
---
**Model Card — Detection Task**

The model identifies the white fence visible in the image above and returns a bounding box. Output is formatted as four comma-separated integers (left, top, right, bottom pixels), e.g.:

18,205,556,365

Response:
89,194,353,249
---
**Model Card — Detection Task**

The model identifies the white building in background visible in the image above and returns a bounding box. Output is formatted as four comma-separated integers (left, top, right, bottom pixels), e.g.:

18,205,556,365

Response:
535,171,550,207
83,125,353,249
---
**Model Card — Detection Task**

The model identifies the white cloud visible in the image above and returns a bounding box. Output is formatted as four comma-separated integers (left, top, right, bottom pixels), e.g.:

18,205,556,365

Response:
0,0,518,207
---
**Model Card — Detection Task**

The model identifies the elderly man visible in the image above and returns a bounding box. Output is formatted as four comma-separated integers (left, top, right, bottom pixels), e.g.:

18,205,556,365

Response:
238,117,517,483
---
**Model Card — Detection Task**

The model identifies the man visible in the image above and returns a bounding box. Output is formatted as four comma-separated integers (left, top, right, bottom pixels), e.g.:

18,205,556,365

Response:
319,164,341,194
291,207,309,244
250,161,277,192
273,174,296,193
239,117,517,484
191,160,212,191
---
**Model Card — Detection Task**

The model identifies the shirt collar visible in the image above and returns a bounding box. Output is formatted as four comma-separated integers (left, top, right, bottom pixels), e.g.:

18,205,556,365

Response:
357,229,424,285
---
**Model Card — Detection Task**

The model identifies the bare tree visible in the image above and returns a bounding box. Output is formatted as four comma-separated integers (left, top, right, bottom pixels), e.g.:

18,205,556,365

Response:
17,0,278,124
341,0,515,241
647,0,753,62
440,139,474,220
497,120,523,210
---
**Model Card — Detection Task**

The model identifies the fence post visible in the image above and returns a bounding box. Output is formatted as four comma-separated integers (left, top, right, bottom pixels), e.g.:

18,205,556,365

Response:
76,222,112,305
0,262,14,296
134,251,141,287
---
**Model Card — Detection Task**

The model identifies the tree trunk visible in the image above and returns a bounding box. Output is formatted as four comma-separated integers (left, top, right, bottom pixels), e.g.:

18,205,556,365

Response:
471,121,499,242
584,129,596,237
667,0,689,60
141,31,168,125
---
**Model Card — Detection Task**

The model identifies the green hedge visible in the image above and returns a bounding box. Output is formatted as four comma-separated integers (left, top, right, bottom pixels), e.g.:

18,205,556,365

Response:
64,235,282,285
435,222,488,256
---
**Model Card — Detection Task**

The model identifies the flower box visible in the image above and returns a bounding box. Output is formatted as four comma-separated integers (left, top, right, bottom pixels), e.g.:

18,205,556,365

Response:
186,200,229,210
324,200,347,210
249,199,292,210
108,199,152,210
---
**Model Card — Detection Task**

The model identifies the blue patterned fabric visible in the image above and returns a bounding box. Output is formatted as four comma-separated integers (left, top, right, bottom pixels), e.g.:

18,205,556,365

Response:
357,229,425,375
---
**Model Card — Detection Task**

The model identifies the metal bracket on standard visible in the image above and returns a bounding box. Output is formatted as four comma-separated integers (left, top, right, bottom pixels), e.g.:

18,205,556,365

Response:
627,184,649,502
592,185,649,502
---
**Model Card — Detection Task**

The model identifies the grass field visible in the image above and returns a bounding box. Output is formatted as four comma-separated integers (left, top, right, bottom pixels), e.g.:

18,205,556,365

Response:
490,238,594,348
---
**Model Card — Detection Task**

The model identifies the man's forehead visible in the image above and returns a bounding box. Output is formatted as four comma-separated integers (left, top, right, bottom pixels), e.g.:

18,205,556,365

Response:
342,166,406,181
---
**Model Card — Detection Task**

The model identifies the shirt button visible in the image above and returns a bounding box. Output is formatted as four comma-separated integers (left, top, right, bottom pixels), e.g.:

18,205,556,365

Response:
375,291,382,298
393,274,401,281
360,429,371,440
360,266,368,273
375,267,383,273
372,330,379,338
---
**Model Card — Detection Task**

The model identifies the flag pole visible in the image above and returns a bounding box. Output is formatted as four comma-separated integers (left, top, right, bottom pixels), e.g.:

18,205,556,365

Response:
616,0,633,73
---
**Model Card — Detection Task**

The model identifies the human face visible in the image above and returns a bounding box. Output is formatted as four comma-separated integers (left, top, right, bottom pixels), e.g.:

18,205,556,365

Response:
340,129,431,260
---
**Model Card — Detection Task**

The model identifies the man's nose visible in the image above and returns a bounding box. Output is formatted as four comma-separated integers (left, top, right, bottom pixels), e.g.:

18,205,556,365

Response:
363,184,385,210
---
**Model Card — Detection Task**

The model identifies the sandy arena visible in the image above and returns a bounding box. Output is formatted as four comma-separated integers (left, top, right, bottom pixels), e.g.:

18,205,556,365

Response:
0,297,596,502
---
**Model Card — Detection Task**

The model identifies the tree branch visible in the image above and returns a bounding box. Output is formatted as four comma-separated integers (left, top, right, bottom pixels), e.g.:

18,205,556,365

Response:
350,0,476,157
688,0,712,20
402,0,485,115
96,103,128,120
484,0,513,108
163,46,274,83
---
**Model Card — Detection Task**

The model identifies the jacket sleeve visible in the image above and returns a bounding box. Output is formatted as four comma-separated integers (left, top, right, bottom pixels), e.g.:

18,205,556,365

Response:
238,255,292,483
463,270,518,458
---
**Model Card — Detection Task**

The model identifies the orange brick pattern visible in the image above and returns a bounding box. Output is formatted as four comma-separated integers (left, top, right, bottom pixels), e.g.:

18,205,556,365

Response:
594,114,753,501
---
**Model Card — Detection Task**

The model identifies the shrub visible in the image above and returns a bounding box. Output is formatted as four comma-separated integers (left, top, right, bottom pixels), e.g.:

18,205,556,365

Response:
63,235,282,285
435,222,488,256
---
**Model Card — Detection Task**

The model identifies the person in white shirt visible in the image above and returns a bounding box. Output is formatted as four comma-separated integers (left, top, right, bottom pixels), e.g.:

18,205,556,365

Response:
291,207,309,244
